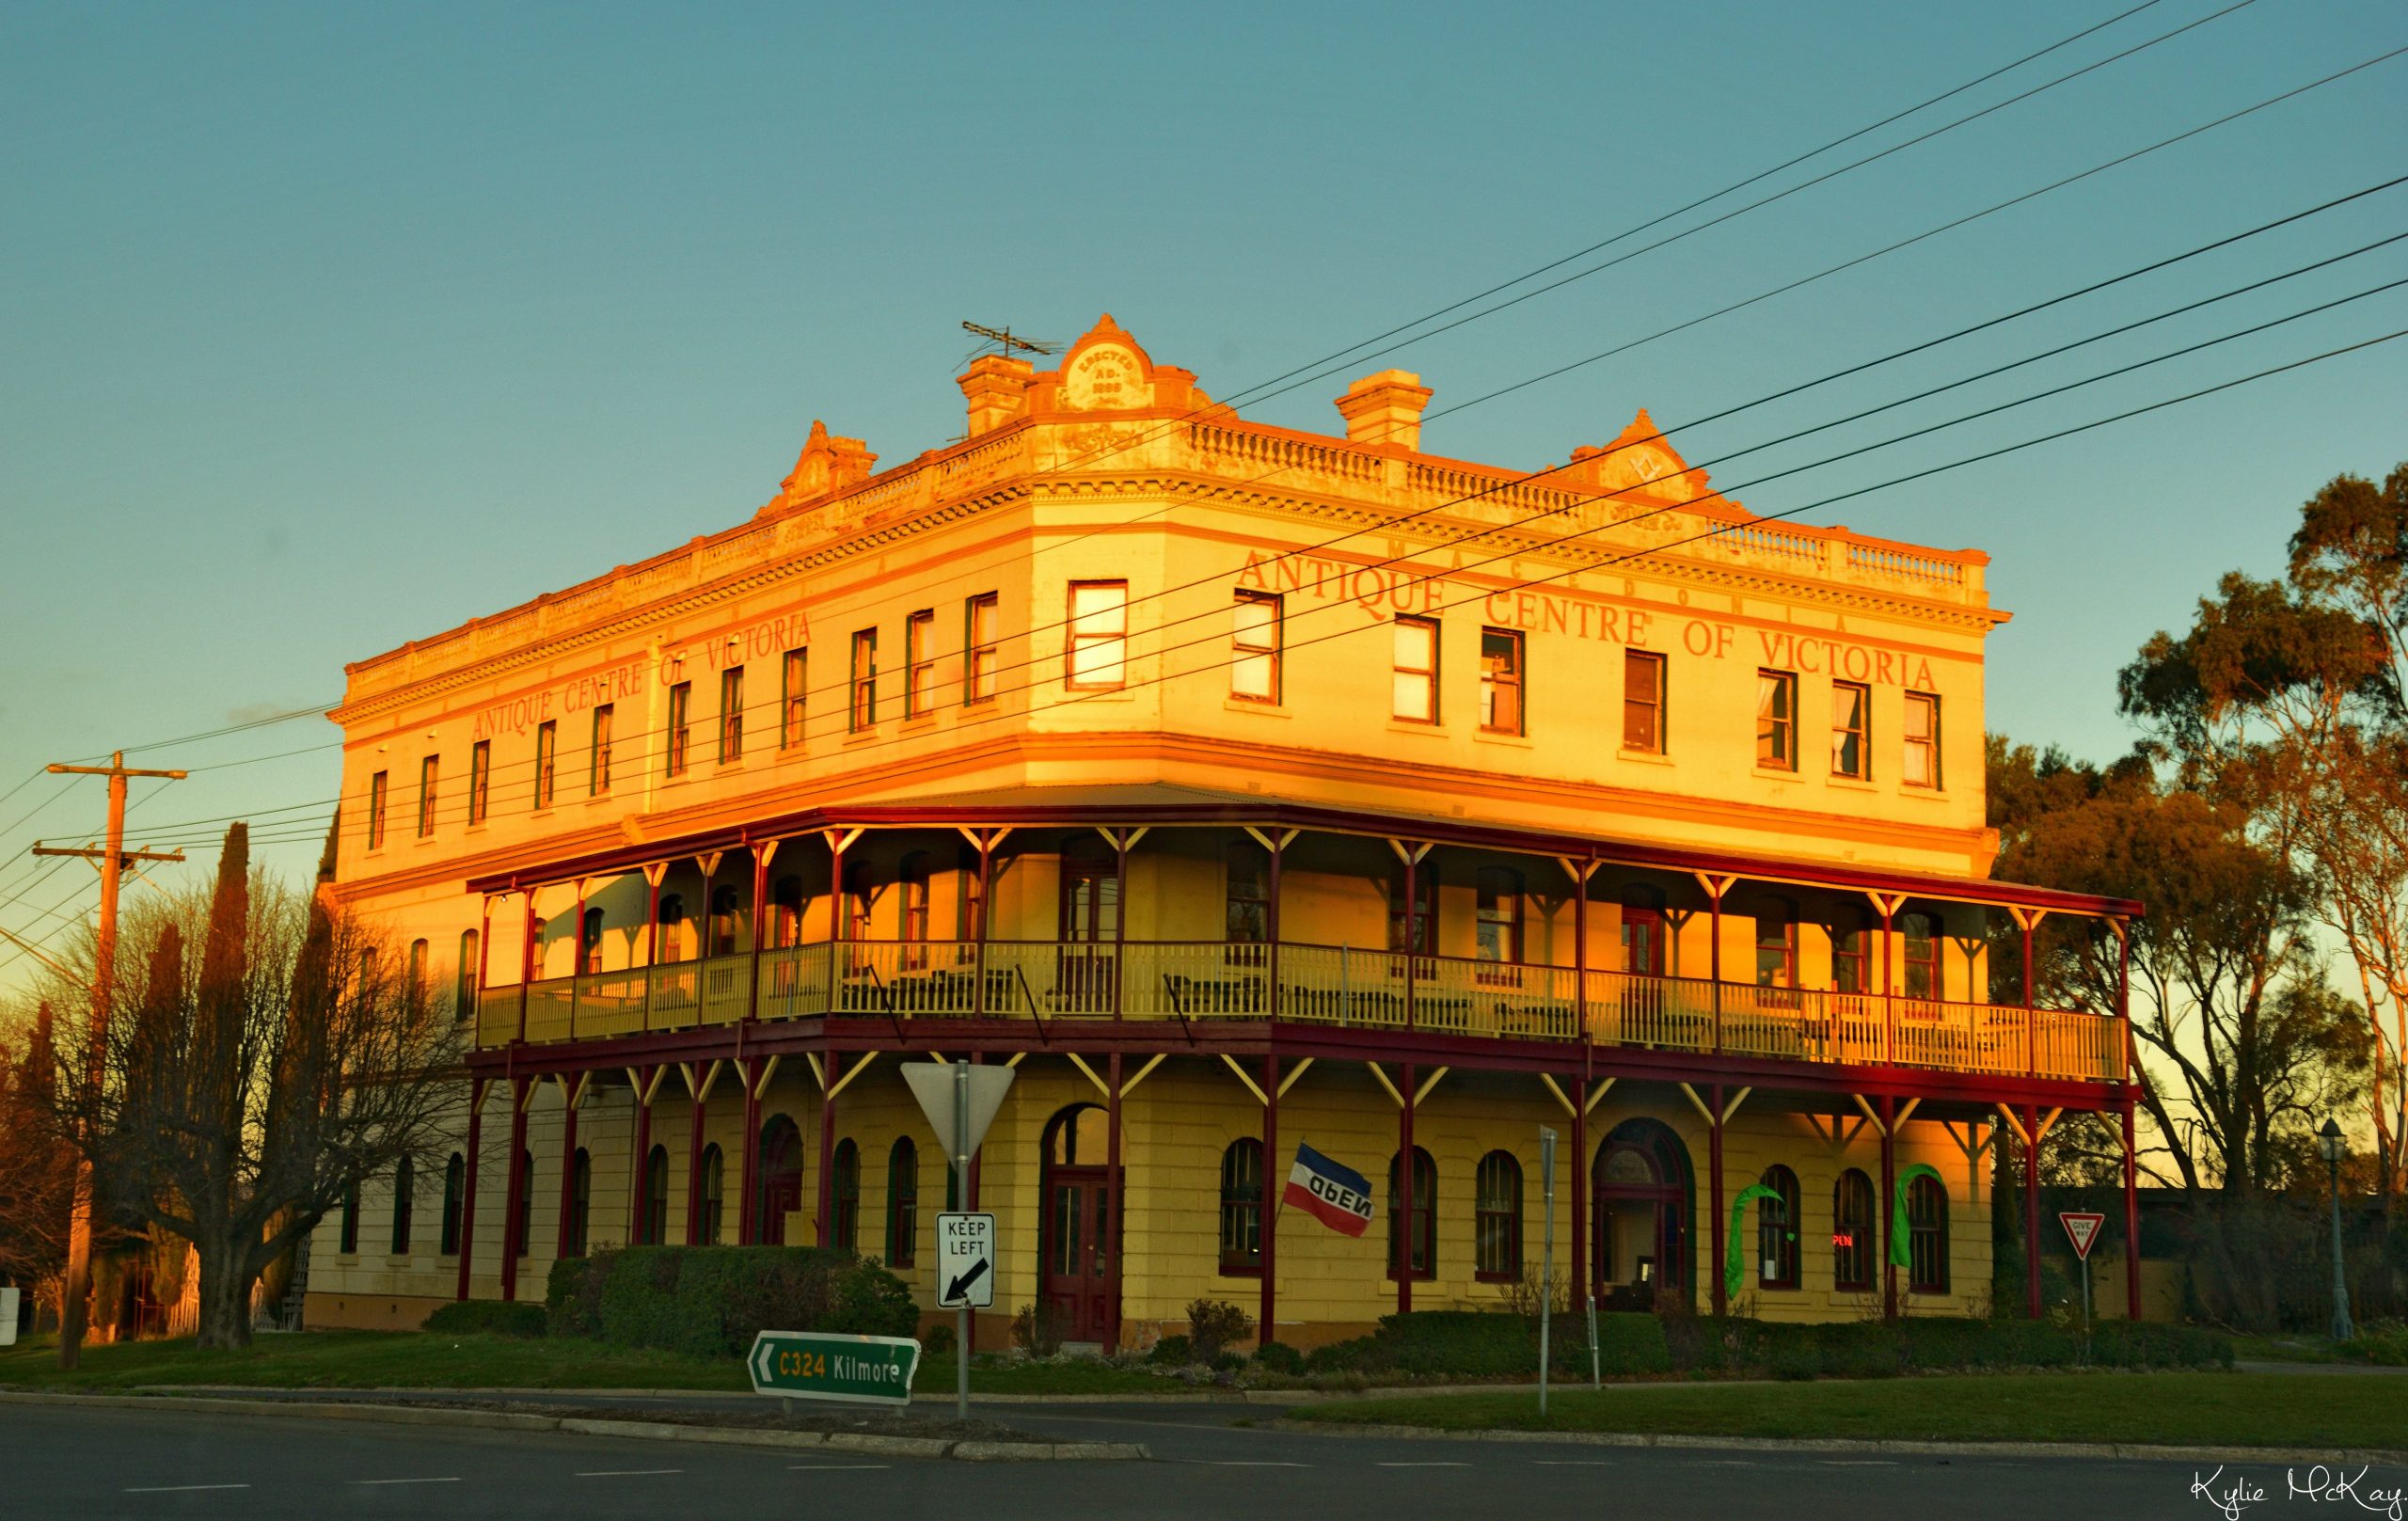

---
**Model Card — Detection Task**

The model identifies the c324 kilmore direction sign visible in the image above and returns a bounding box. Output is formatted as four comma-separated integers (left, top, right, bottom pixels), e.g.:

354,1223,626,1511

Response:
748,1330,920,1408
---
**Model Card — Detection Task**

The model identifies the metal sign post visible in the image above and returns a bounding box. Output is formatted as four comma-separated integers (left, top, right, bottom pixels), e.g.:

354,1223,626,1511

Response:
901,1061,1015,1423
1538,1126,1557,1418
955,1065,970,1423
2060,1211,2105,1356
1586,1294,1600,1388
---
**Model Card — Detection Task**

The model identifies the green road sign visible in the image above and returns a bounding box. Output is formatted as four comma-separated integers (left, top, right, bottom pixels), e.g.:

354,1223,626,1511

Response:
747,1330,921,1407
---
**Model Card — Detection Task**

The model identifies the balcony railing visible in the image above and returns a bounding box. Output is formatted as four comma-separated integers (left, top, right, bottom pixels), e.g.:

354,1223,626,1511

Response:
477,938,2125,1083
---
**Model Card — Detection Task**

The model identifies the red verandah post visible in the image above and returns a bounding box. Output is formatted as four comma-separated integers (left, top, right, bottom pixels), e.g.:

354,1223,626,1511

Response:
1398,1061,1416,1316
2118,918,2142,1319
1707,1082,1726,1317
454,1078,486,1301
499,1077,531,1302
2023,1102,2044,1321
1259,1054,1278,1349
1880,1094,1897,1321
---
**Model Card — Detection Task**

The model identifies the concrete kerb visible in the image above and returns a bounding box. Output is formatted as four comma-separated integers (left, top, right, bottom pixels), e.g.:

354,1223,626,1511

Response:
0,1391,1148,1462
1276,1418,2408,1468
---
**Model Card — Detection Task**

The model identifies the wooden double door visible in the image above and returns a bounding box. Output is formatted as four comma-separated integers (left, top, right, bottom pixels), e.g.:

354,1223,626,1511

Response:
1039,1104,1117,1345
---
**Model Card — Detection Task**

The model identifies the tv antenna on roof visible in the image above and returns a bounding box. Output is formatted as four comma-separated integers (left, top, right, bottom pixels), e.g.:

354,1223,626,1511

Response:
961,321,1060,359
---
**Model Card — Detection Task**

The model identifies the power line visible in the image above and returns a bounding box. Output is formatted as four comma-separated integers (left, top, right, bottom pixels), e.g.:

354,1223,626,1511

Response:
106,188,2408,851
16,52,2391,864
180,275,2408,853
320,3,2294,755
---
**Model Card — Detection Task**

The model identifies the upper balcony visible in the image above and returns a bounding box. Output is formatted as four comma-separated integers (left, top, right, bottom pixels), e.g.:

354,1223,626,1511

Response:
454,796,2136,1095
474,935,2125,1085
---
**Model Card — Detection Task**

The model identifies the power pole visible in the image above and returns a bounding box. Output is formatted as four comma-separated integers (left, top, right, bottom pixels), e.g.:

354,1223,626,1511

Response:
33,752,184,1369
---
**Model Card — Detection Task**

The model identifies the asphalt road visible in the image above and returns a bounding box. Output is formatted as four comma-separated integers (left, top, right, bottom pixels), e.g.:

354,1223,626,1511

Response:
8,1399,2397,1521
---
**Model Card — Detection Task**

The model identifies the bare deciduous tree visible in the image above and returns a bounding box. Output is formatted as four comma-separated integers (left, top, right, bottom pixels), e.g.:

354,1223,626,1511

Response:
40,823,461,1349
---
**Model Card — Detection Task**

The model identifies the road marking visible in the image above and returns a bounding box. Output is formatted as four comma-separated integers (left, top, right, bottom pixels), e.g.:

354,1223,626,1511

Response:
576,1469,684,1477
123,1485,252,1494
352,1477,463,1485
1379,1461,1470,1466
1532,1461,1614,1466
1818,1460,1899,1466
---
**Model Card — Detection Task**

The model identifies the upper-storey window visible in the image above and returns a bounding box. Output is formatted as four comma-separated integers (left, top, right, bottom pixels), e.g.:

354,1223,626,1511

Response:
367,770,388,849
1225,838,1270,947
1621,884,1667,976
417,755,439,838
1756,670,1797,771
1475,866,1523,969
1901,911,1940,1000
965,594,999,705
1904,691,1941,788
1231,591,1281,703
1479,628,1524,736
467,741,490,826
1831,680,1870,780
906,609,937,717
719,667,744,763
848,630,877,732
1392,615,1438,723
781,647,807,749
1831,906,1872,994
1624,650,1664,753
590,705,613,795
535,720,558,806
1067,580,1128,690
1754,896,1798,989
663,686,689,778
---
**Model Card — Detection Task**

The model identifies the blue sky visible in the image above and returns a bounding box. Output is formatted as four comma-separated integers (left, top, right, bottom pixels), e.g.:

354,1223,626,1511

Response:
1,0,2401,989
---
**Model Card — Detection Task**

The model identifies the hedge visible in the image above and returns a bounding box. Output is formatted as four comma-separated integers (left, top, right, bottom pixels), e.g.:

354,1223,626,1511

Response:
1290,1309,2228,1381
421,1299,547,1339
1661,1315,2234,1378
1305,1310,1673,1378
544,1246,917,1357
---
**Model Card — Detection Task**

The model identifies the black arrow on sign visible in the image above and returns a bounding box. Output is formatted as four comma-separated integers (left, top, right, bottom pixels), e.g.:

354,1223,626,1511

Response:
944,1257,990,1304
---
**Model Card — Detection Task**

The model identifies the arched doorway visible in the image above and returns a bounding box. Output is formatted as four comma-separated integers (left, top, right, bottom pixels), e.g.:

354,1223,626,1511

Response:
1039,1104,1115,1345
1592,1117,1694,1311
754,1115,805,1244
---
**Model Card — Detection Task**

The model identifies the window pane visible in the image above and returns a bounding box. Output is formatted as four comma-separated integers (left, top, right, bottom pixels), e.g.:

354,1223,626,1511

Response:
1623,651,1663,753
1392,618,1436,721
1755,672,1795,768
1831,681,1867,778
1068,581,1129,689
1232,593,1279,701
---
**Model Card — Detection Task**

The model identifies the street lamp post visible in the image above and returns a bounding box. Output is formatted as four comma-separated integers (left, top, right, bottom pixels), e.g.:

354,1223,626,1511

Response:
2318,1117,2353,1344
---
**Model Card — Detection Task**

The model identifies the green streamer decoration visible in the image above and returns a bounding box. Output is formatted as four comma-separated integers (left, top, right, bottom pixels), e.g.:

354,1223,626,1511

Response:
1723,1183,1780,1302
1889,1164,1942,1268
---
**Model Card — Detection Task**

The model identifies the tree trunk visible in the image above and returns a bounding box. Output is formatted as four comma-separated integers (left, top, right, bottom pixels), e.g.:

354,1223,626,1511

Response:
191,1230,256,1351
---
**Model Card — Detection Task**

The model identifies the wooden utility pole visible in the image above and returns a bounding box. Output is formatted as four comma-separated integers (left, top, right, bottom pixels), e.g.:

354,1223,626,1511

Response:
34,752,184,1369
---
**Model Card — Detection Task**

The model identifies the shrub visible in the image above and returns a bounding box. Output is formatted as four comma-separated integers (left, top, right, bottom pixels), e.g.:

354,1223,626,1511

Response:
1011,1301,1066,1356
423,1300,547,1339
1186,1299,1253,1363
545,1256,600,1339
2340,1321,2408,1367
922,1323,956,1356
1252,1339,1305,1375
544,1246,916,1356
1147,1333,1194,1367
1300,1309,1671,1379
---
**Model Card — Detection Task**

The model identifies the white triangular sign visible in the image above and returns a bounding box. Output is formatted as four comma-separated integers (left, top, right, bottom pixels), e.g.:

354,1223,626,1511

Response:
2059,1212,2105,1260
902,1062,1016,1161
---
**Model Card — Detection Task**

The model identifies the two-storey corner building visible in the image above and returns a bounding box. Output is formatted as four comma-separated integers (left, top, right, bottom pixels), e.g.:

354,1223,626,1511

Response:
304,314,2143,1349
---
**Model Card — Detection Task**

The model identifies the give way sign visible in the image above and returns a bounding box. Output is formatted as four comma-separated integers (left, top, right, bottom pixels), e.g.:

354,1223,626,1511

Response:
2059,1211,2106,1260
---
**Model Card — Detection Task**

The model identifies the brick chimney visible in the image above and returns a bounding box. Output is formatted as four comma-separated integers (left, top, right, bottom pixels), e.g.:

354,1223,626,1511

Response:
1334,369,1433,452
958,355,1036,436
